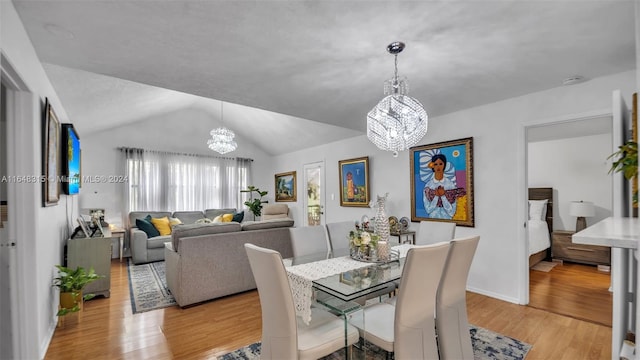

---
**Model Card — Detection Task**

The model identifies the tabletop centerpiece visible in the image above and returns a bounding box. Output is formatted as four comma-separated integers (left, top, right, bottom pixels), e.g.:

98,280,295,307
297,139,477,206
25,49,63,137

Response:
349,223,385,262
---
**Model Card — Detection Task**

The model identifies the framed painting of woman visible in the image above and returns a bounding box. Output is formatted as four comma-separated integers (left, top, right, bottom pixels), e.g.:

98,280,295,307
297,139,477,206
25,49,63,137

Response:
410,137,474,227
338,156,369,207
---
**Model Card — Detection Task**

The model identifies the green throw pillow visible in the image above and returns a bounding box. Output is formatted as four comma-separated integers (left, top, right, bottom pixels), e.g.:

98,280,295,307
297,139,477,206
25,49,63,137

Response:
232,211,244,223
136,215,160,238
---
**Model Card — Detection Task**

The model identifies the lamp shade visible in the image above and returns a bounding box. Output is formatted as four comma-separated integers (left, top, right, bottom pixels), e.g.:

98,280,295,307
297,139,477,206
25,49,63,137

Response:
569,201,595,217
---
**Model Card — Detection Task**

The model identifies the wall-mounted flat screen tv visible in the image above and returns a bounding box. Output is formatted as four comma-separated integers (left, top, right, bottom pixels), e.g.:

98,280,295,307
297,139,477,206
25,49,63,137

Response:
61,123,80,195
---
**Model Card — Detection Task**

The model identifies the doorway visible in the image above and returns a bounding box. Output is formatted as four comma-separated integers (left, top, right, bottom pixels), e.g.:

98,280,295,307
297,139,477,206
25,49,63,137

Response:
525,115,614,325
303,161,325,226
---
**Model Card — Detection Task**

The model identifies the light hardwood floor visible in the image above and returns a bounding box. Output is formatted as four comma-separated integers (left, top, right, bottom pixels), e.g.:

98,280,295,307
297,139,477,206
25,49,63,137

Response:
45,260,612,359
529,261,613,327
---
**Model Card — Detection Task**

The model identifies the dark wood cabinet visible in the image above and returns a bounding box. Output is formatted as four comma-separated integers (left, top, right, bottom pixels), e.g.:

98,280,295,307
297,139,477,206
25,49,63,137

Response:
552,230,610,266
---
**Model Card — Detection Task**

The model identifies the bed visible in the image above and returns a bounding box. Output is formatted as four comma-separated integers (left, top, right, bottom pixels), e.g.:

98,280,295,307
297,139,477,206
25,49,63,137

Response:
528,187,553,267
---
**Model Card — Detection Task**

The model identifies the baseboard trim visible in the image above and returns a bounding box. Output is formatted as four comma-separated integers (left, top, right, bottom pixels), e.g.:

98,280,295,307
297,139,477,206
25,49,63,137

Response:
467,286,519,305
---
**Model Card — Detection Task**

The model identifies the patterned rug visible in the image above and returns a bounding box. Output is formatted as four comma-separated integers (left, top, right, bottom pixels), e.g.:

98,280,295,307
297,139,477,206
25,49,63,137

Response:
127,260,176,314
218,325,532,359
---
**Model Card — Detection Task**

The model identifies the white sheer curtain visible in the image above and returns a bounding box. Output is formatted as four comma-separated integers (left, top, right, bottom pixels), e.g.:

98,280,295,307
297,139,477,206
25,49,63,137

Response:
121,148,252,213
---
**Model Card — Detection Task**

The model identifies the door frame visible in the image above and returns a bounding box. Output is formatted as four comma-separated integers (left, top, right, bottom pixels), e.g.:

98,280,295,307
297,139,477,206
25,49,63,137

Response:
518,107,613,305
1,52,36,360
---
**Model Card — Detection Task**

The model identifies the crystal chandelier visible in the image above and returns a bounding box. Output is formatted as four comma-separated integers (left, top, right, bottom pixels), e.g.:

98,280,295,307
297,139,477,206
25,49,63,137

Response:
367,42,428,153
207,102,238,154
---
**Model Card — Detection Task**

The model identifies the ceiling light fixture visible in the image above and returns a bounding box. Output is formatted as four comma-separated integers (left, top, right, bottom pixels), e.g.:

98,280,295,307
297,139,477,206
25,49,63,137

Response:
367,41,428,153
207,102,237,154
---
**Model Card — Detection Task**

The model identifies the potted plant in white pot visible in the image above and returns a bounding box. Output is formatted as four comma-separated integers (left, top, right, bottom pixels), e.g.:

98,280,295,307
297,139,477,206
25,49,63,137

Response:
53,265,103,316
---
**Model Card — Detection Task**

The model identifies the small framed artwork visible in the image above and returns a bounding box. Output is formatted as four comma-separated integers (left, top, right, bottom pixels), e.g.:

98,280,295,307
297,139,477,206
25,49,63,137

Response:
410,137,474,227
275,171,297,202
339,156,370,207
43,98,60,207
77,217,90,238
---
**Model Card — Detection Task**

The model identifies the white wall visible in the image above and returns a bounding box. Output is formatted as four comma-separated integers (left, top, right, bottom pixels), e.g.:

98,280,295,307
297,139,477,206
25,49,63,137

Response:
1,2,76,358
80,106,274,228
273,70,636,303
529,133,613,231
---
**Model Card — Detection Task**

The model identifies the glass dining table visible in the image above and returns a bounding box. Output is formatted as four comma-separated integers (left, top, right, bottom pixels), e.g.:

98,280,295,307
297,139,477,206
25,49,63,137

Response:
282,244,413,359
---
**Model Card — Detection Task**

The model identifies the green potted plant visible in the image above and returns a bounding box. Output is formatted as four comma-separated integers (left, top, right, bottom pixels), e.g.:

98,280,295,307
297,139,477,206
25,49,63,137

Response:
241,185,268,218
53,265,103,316
609,140,638,209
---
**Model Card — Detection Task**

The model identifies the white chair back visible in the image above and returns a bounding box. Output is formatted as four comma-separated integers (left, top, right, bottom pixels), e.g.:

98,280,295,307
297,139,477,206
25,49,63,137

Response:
394,242,450,359
245,243,360,359
416,220,456,245
326,221,355,252
289,225,330,257
244,243,298,359
436,235,480,360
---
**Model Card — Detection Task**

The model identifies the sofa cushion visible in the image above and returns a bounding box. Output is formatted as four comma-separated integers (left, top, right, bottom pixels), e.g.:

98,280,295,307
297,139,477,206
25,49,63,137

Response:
171,222,242,251
148,235,172,249
172,211,205,224
150,216,172,236
232,211,244,223
129,211,171,229
241,218,295,231
205,208,237,219
136,217,160,238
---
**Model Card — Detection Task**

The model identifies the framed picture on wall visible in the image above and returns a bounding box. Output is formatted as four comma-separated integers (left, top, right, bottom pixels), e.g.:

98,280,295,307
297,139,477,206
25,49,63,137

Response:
339,156,370,207
410,137,474,227
275,171,297,202
43,98,60,207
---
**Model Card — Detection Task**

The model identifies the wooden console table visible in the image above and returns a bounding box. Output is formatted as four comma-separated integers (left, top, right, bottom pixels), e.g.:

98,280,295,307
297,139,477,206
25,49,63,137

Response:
573,217,640,359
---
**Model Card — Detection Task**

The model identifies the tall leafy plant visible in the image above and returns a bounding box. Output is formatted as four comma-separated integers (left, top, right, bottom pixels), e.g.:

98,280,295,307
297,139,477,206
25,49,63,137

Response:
609,140,638,205
241,185,268,218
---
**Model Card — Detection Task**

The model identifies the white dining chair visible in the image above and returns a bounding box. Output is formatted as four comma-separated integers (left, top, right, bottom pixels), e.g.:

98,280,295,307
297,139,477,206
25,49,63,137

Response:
436,235,480,360
349,242,450,359
416,220,456,245
326,221,355,252
289,225,330,257
244,243,359,360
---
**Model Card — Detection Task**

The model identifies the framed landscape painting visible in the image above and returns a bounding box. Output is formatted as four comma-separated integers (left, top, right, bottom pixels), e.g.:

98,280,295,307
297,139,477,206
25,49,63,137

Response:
410,137,474,227
339,156,369,207
275,171,297,202
43,98,60,207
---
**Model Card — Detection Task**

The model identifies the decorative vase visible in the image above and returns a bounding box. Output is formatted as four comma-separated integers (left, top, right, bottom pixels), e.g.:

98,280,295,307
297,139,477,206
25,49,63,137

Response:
374,193,390,243
377,240,390,261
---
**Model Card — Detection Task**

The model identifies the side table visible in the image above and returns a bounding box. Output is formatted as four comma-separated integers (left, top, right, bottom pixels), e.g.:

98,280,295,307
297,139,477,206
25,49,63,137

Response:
389,231,416,245
104,226,126,262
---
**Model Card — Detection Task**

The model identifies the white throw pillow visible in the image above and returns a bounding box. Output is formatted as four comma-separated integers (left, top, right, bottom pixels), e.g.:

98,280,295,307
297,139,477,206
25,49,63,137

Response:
528,199,548,221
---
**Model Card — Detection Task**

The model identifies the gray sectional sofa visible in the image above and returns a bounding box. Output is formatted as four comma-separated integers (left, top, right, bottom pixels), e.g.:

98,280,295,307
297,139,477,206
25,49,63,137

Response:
128,209,236,264
165,218,294,307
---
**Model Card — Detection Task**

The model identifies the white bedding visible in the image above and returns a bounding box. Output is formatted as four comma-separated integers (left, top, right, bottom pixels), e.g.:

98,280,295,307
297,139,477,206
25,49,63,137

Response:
528,219,550,255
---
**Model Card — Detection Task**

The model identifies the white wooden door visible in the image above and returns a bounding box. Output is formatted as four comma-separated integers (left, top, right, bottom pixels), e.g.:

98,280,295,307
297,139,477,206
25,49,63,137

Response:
303,161,325,226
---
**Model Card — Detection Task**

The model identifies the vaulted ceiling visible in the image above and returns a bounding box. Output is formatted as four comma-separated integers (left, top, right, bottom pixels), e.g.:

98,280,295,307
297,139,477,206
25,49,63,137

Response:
12,1,637,155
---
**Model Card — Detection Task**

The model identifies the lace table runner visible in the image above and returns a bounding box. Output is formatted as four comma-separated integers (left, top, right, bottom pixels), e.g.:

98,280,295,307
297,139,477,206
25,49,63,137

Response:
286,244,414,324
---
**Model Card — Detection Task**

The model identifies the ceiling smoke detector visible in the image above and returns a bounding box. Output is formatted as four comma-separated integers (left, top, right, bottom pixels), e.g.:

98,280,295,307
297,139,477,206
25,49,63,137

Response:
562,75,586,86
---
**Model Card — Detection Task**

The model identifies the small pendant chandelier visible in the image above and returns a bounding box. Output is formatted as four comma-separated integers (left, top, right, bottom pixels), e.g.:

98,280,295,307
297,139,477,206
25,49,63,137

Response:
207,102,237,154
367,42,428,153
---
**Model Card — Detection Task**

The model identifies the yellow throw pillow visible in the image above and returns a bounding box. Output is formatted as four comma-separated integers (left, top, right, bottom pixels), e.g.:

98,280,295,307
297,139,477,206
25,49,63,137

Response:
150,216,172,236
222,213,233,222
212,215,223,223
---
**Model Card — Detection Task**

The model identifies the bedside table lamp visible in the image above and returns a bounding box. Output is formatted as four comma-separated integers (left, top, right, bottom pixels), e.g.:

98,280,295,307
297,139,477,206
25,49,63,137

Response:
569,201,595,232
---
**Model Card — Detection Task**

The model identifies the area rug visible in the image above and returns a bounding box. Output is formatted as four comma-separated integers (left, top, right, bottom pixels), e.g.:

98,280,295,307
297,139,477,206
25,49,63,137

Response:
218,325,532,360
127,260,176,314
531,261,558,272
